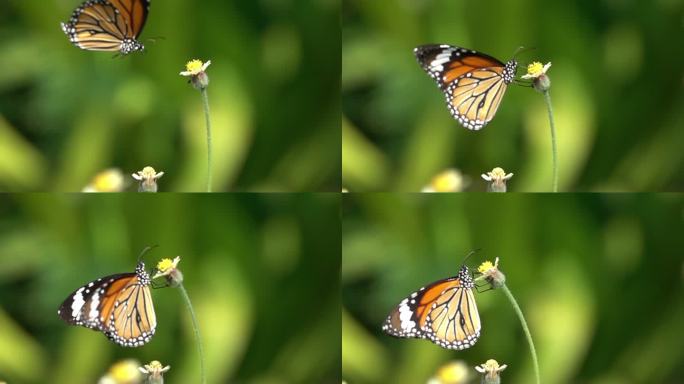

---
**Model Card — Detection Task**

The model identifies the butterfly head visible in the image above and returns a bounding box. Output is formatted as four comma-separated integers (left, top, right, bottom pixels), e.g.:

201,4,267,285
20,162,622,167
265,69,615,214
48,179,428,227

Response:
135,261,152,286
457,265,475,288
121,38,145,55
503,60,518,84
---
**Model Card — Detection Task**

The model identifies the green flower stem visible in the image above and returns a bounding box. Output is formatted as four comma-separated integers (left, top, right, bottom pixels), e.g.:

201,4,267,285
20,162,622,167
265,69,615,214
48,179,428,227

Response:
501,283,540,384
178,283,206,384
200,87,213,192
543,89,558,192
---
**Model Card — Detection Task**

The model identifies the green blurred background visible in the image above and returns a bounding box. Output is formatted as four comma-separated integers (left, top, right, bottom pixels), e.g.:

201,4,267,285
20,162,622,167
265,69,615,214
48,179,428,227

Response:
0,0,340,192
342,0,684,192
342,194,683,383
0,193,340,383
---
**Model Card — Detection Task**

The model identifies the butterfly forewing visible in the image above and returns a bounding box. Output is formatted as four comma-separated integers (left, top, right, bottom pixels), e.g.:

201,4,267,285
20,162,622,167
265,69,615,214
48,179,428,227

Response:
58,272,135,329
414,44,517,130
108,0,151,37
382,265,481,350
382,285,430,339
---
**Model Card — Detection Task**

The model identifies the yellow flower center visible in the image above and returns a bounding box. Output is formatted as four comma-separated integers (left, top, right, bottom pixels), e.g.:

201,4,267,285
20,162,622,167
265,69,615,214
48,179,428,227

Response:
109,359,141,381
478,261,494,274
157,258,174,272
490,167,506,179
436,361,469,382
92,169,124,192
526,62,544,77
141,166,157,178
185,59,205,74
484,359,501,370
432,170,462,192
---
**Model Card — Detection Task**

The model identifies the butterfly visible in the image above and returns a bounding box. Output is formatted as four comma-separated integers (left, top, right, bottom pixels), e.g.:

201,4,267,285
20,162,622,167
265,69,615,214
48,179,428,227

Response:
57,260,157,347
414,44,518,130
61,0,151,55
382,264,481,350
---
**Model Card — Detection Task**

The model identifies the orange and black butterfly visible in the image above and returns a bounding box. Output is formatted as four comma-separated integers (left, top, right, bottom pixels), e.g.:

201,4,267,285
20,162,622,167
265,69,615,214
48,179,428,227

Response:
382,264,481,350
61,0,151,55
58,260,156,347
414,44,518,130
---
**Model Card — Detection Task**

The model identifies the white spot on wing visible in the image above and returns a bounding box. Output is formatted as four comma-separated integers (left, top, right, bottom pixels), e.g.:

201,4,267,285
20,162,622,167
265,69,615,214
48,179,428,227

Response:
430,51,453,71
87,292,101,320
398,300,416,331
70,288,86,318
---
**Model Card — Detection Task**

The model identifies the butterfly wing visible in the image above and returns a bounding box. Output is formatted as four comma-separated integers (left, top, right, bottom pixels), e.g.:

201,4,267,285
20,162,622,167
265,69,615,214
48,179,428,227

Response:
414,44,517,130
102,274,156,347
422,278,480,350
108,0,151,38
382,266,480,350
58,272,136,330
382,282,434,339
61,0,149,54
58,262,156,347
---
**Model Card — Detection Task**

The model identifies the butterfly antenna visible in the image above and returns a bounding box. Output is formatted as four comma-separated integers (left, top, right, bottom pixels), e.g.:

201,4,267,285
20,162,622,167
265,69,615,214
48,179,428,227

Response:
145,36,166,45
462,248,482,265
513,46,536,59
137,244,159,263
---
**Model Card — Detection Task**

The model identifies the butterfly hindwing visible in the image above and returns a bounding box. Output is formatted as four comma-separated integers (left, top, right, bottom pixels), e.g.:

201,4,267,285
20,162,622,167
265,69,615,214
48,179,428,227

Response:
104,272,156,347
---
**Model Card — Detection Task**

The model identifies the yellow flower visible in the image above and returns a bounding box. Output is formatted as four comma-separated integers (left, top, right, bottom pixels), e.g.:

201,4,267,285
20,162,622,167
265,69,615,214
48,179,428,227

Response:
475,359,508,379
478,260,495,274
476,257,505,288
422,169,465,192
521,61,551,79
481,167,513,182
98,359,142,384
83,168,125,192
132,166,164,192
180,59,211,76
139,360,170,380
427,360,470,384
481,167,513,192
156,256,180,275
181,59,212,89
133,166,163,180
153,256,183,286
